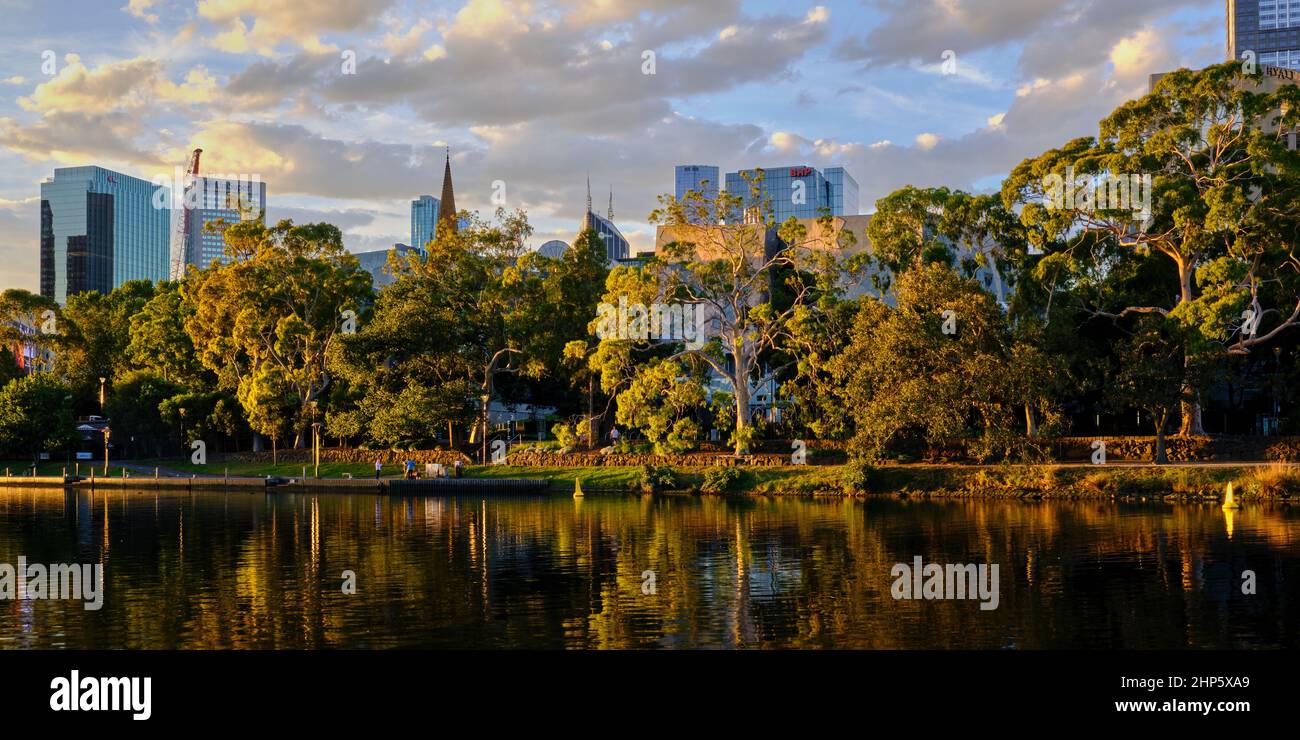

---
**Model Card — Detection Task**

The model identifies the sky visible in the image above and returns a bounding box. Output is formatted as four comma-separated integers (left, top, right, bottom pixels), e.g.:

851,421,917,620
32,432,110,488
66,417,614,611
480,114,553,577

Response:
0,0,1225,292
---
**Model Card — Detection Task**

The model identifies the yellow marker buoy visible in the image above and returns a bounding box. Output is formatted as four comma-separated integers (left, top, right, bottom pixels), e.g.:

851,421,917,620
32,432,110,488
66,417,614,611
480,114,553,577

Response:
1222,481,1241,510
573,478,584,498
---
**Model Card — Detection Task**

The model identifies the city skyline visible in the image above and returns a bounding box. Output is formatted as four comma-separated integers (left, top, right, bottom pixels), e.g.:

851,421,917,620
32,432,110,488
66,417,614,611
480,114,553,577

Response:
0,0,1224,293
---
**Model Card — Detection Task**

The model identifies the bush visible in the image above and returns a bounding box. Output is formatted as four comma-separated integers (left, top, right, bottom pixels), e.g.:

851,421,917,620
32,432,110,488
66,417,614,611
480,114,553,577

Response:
553,422,578,452
639,464,678,493
701,466,742,494
840,461,878,494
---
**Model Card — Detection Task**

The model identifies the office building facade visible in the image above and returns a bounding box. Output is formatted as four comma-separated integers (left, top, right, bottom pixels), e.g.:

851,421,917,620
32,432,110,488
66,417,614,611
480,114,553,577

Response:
1228,1,1300,68
40,166,170,303
184,176,267,269
355,243,419,288
674,165,720,222
723,165,859,224
411,194,440,250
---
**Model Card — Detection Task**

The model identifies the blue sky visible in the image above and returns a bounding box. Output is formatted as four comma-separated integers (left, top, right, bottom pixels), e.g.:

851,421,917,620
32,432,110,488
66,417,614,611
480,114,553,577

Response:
0,0,1224,291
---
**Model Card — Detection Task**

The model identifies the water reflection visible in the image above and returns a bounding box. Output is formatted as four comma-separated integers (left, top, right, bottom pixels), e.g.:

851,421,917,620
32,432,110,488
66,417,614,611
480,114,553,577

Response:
0,488,1295,649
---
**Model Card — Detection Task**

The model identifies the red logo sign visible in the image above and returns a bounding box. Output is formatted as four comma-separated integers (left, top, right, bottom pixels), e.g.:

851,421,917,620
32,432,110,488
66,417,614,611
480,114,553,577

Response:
790,167,813,177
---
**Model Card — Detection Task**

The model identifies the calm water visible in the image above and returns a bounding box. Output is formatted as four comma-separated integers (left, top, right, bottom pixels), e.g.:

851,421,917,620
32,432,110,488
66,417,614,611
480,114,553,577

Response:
0,488,1296,649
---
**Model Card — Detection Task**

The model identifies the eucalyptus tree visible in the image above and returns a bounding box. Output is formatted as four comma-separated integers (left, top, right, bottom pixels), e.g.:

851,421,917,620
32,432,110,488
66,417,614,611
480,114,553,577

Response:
1002,61,1300,435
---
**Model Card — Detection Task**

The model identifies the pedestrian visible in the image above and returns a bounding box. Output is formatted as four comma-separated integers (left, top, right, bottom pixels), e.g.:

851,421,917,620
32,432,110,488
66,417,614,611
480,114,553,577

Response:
405,458,416,479
610,425,620,447
374,457,382,480
454,459,463,478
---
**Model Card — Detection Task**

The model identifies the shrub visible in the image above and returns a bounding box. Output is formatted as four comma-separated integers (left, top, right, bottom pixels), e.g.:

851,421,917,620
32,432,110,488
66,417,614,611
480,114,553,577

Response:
553,422,578,452
701,466,743,494
639,464,678,493
840,461,878,494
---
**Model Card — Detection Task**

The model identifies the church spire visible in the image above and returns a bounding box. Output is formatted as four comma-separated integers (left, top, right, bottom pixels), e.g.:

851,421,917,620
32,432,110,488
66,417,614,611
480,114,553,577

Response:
607,185,614,221
438,147,457,233
586,173,592,214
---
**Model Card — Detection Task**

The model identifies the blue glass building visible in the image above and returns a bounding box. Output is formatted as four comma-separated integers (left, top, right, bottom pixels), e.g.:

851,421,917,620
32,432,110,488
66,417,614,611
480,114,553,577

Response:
184,176,267,269
40,166,171,303
410,194,440,250
674,165,720,223
723,165,859,224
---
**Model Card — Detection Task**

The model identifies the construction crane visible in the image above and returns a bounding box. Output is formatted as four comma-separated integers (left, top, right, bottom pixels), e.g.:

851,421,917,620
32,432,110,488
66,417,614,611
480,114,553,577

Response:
170,148,202,280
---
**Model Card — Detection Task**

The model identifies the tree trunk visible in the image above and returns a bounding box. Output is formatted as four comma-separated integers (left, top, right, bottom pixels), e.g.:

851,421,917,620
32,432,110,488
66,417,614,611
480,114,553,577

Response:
1154,413,1168,465
1175,260,1206,437
732,339,753,455
1024,403,1037,438
587,374,596,450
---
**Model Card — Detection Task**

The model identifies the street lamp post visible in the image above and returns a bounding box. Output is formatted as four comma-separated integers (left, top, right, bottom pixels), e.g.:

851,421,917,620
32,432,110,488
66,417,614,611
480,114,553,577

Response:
481,394,491,465
103,426,110,475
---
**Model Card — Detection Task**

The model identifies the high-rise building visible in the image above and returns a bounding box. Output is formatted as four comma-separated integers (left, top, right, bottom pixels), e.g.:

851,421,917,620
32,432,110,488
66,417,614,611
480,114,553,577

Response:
411,195,440,250
1228,1,1300,68
40,166,170,303
723,165,860,224
184,176,267,269
675,165,720,223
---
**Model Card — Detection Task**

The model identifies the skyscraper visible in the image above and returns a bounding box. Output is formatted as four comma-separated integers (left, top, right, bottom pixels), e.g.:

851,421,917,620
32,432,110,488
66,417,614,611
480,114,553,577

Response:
1228,1,1300,69
438,149,458,233
40,166,170,303
184,175,267,269
723,164,859,224
411,194,440,250
675,165,720,223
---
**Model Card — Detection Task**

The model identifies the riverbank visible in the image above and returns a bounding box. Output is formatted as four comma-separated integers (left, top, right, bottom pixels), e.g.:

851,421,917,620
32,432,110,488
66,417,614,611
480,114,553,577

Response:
3,458,1297,500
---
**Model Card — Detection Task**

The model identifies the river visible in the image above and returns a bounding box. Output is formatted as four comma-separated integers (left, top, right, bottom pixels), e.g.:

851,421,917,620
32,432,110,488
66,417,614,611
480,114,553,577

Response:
0,488,1295,649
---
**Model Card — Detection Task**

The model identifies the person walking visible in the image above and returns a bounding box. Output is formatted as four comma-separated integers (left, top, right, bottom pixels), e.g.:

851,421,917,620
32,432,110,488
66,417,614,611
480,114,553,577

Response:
374,458,382,480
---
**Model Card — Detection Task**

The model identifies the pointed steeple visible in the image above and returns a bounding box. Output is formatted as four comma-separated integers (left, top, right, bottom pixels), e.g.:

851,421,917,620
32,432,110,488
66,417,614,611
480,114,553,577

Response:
438,147,457,233
585,174,592,214
607,186,614,221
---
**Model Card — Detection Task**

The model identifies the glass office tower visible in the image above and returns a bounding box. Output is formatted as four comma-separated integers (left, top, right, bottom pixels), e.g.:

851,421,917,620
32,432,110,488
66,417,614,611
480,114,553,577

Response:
1229,1,1300,68
410,194,440,250
40,166,170,303
674,165,720,223
723,165,860,224
185,176,267,268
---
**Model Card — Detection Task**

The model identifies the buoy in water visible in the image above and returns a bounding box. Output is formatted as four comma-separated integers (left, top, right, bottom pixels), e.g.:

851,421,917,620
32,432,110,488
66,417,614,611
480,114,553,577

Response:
573,478,585,498
1222,481,1242,510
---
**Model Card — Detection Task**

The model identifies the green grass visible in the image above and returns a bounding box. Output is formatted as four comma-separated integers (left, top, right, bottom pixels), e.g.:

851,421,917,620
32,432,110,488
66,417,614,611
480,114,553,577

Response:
9,457,1295,499
136,458,385,479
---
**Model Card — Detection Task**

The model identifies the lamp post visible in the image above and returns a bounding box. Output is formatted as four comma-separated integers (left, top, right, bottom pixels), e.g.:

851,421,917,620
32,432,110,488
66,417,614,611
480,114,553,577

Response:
98,376,106,414
480,393,491,465
103,426,110,475
178,407,187,454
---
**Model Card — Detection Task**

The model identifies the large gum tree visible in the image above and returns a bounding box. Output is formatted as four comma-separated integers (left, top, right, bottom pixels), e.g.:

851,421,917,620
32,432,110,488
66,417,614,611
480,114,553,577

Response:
1002,61,1300,436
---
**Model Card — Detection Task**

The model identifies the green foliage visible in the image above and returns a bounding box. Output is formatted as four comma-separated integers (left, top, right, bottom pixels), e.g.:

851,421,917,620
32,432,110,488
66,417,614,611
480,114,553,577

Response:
638,464,677,493
0,373,76,459
839,461,878,495
615,358,706,455
552,422,578,452
701,465,742,493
